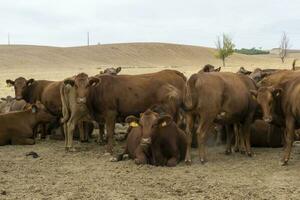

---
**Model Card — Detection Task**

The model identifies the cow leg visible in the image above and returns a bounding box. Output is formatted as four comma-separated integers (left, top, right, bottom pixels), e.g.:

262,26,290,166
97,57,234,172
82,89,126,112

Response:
97,123,106,145
233,124,240,152
197,118,212,164
282,117,295,165
66,121,76,152
242,113,254,157
105,111,117,154
134,146,147,165
184,112,194,165
78,121,87,143
166,142,180,167
63,122,68,150
225,125,233,155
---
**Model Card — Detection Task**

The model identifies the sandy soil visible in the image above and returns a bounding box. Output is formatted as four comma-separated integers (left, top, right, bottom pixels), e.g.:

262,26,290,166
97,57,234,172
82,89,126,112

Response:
1,43,300,199
1,140,300,200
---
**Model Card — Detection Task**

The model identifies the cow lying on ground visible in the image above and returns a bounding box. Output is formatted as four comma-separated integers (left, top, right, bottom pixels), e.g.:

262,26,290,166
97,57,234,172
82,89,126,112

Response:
252,77,300,165
0,101,55,145
115,109,187,167
64,69,186,153
183,72,257,164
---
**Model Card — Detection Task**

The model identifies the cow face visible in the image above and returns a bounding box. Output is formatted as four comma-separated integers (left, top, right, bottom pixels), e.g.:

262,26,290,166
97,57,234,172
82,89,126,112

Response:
64,73,100,104
100,67,122,75
237,67,252,75
251,87,282,123
6,77,35,100
126,110,172,149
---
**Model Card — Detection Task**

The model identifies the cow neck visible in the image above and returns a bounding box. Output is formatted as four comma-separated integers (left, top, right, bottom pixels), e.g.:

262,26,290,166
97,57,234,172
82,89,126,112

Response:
23,82,39,103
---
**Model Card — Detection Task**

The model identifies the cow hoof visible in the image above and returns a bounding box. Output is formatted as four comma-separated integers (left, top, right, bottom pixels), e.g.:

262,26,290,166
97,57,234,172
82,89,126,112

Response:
247,152,252,157
109,157,118,162
200,159,206,164
134,159,145,165
240,150,246,155
68,147,76,152
225,150,232,155
80,140,89,143
281,159,289,166
185,159,192,165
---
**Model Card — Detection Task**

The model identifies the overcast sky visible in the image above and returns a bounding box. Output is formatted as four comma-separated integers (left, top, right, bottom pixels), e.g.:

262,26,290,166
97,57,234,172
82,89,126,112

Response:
0,0,299,49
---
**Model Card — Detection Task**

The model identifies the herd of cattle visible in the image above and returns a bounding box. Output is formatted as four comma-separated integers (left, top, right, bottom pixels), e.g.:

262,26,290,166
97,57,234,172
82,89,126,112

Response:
1,64,300,166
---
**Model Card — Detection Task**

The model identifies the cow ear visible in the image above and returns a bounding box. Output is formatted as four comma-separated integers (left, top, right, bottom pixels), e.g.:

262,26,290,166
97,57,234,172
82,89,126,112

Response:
1,97,6,101
27,79,35,86
116,67,122,74
156,115,173,128
272,88,283,97
250,90,258,99
215,67,221,72
31,104,38,113
125,115,139,127
88,77,100,87
6,79,14,87
64,79,75,86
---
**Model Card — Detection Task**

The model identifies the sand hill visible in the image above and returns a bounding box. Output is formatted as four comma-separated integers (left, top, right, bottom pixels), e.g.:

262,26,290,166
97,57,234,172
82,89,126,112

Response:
0,42,299,70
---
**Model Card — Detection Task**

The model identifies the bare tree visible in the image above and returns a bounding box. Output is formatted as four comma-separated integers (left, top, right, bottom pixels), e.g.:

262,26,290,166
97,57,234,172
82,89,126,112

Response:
215,34,235,67
279,32,290,63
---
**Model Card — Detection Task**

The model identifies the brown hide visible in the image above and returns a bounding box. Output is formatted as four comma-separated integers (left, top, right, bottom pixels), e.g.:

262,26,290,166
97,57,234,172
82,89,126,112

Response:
184,72,257,163
0,102,55,145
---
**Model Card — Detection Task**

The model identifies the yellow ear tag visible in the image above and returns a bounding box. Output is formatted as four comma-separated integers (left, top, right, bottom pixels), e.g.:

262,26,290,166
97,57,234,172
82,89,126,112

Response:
129,121,139,127
161,121,167,127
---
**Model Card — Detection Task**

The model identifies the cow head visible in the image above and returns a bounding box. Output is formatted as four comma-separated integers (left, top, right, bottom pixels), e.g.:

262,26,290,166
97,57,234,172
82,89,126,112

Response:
63,73,100,104
6,77,35,100
198,64,221,73
24,101,55,123
126,109,173,149
237,67,252,75
250,87,282,123
100,67,122,75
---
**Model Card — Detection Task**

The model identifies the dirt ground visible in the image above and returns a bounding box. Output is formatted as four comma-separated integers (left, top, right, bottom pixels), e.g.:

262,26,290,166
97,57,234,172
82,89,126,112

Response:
1,139,300,200
1,43,300,199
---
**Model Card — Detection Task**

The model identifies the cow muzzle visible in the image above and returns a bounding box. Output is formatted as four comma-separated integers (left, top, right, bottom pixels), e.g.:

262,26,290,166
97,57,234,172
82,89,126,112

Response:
77,97,87,104
140,138,152,147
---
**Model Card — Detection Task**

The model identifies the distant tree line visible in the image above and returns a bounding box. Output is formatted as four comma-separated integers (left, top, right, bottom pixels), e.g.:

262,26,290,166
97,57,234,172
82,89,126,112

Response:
234,48,270,55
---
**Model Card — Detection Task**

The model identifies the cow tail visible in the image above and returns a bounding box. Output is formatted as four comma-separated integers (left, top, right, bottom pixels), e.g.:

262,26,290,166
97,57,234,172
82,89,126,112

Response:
60,84,70,124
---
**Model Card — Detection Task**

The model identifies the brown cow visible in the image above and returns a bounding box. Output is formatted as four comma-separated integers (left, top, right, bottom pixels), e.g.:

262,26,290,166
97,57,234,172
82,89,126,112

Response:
64,70,186,153
61,68,124,151
252,77,300,165
257,70,300,87
183,72,257,164
116,109,187,167
250,120,284,148
198,64,221,73
0,96,27,113
99,67,122,75
0,101,55,145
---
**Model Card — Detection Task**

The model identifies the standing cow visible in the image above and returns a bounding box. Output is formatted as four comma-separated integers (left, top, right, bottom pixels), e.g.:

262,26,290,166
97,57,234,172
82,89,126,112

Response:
183,72,257,164
63,70,186,153
251,77,300,165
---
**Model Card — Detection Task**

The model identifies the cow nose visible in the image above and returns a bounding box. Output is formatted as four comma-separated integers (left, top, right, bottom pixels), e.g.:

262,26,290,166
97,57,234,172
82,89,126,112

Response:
263,117,272,123
77,97,86,104
141,138,152,146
